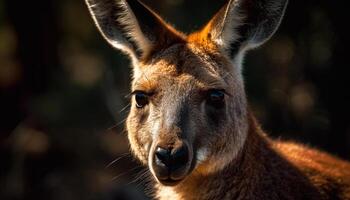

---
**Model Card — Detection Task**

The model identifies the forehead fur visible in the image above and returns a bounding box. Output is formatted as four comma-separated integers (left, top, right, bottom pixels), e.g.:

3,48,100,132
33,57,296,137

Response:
133,42,235,92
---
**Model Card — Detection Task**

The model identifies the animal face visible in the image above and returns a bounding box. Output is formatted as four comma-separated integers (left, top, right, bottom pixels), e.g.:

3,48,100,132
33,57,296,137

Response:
126,42,248,185
85,0,287,186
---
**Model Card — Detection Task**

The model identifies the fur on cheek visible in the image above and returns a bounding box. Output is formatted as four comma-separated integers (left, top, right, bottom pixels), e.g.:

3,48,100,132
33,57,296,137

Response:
194,112,248,175
128,131,150,165
127,117,151,165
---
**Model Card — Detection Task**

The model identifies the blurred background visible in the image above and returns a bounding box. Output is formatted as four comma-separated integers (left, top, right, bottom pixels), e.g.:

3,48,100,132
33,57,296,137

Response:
0,0,349,199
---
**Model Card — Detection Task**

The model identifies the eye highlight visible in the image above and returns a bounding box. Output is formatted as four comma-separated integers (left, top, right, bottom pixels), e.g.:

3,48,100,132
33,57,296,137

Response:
206,89,225,108
133,91,149,108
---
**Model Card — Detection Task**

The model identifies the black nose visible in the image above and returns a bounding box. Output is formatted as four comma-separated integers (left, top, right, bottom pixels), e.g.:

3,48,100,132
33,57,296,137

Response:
153,145,189,180
154,145,189,172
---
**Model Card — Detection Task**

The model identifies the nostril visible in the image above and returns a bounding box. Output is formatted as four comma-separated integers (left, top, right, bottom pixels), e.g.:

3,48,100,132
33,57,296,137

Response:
155,147,171,166
171,145,189,167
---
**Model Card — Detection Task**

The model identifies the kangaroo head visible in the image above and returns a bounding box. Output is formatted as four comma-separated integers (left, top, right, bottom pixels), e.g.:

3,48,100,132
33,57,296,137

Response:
86,0,287,186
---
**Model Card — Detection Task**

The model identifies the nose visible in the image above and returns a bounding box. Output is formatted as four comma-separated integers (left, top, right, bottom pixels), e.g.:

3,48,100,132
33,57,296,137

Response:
155,145,189,169
153,144,190,182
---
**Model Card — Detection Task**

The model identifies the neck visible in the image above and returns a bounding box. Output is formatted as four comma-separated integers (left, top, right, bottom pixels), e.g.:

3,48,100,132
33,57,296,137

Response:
155,113,271,200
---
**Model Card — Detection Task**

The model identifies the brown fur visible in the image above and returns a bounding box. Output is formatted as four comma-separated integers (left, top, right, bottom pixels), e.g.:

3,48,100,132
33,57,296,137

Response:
155,112,350,200
85,0,350,199
128,40,350,199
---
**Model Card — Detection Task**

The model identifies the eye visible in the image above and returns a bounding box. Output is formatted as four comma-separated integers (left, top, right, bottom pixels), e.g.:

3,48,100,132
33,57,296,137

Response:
207,89,225,108
134,91,149,108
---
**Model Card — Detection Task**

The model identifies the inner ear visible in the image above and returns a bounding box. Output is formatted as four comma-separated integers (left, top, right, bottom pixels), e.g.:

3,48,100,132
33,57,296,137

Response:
191,0,288,56
126,0,185,52
86,0,186,60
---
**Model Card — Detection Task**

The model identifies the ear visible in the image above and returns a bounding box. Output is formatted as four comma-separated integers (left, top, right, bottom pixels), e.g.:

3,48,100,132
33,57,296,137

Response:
203,0,288,57
85,0,184,61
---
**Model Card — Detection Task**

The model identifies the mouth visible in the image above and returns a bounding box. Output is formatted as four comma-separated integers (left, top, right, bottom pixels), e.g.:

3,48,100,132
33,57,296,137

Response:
158,177,183,186
151,164,191,186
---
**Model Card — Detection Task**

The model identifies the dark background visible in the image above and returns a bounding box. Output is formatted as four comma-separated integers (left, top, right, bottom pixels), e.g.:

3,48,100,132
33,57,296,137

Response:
0,0,349,199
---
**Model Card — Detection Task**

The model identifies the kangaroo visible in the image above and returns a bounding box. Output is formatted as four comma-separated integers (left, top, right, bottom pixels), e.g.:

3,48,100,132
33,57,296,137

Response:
85,0,350,199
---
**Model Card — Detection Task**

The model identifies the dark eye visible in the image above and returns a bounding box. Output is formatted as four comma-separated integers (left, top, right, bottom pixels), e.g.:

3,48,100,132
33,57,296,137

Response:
134,92,149,108
207,90,225,108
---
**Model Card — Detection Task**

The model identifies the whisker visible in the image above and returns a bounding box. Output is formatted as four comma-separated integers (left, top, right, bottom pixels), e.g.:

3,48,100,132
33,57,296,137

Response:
128,168,149,185
119,103,131,113
138,173,155,197
111,165,143,182
105,153,132,169
116,117,128,126
136,172,152,188
107,117,128,131
124,92,133,99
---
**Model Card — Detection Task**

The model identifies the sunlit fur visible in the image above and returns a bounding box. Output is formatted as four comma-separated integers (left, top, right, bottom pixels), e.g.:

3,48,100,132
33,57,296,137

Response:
127,42,248,176
85,0,350,199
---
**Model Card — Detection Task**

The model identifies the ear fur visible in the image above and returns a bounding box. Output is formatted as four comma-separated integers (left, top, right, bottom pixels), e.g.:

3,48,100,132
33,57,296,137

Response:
85,0,185,61
197,0,288,57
